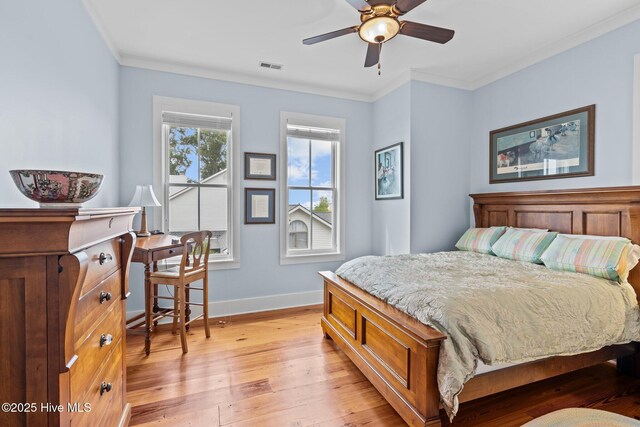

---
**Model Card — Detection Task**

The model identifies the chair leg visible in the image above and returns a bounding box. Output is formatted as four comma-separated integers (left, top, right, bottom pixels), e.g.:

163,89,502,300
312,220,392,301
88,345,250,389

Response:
179,285,188,353
153,283,159,327
144,275,152,356
203,275,210,339
185,285,191,332
171,288,178,335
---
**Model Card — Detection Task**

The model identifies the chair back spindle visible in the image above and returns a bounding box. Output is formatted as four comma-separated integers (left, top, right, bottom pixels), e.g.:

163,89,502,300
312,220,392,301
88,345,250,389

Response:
179,231,213,277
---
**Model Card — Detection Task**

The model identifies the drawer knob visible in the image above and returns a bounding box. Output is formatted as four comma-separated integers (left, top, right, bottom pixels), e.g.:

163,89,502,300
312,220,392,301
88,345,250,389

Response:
99,291,112,304
99,252,113,265
100,382,112,396
99,333,113,347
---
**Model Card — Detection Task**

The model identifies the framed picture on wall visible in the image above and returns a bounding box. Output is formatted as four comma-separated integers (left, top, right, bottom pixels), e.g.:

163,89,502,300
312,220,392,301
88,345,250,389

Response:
489,105,595,183
245,188,275,224
375,142,404,200
244,152,276,180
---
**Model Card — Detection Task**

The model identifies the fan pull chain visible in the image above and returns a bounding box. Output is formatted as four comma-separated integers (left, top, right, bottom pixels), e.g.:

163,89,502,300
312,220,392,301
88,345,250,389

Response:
378,43,382,76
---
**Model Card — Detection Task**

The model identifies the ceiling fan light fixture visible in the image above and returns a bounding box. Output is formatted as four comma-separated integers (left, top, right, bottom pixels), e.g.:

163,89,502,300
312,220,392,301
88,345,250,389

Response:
358,16,400,44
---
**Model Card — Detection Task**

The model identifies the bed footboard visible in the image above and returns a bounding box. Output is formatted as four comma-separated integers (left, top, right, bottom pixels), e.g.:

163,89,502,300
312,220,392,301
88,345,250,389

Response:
320,271,446,427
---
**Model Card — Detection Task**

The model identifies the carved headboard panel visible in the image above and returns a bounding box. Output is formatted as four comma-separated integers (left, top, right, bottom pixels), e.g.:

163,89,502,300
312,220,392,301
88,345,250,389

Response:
470,186,640,304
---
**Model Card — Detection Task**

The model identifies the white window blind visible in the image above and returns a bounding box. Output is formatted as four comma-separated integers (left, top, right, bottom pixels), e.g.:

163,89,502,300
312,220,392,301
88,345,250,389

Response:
162,111,232,131
286,124,340,142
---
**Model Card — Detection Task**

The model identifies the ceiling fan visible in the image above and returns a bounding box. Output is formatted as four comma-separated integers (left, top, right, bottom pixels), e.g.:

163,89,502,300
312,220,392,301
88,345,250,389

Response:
302,0,454,74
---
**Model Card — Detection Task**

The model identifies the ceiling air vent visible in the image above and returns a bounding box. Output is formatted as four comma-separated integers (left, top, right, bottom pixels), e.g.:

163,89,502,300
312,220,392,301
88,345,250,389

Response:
259,61,283,71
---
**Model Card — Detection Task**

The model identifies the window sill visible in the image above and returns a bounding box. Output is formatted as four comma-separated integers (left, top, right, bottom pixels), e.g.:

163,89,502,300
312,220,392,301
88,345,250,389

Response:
280,252,345,266
208,259,241,270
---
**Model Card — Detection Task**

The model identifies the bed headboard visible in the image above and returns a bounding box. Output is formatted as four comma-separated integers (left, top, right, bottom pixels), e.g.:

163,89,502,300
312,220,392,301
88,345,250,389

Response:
470,186,640,304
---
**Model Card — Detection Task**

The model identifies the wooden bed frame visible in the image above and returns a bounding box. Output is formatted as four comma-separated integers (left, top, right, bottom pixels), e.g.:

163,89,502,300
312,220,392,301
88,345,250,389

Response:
320,186,640,427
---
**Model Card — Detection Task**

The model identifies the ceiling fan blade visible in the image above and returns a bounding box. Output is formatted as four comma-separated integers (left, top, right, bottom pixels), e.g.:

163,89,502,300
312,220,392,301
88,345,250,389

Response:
399,21,455,44
344,0,372,12
394,0,428,14
364,43,380,67
303,26,358,45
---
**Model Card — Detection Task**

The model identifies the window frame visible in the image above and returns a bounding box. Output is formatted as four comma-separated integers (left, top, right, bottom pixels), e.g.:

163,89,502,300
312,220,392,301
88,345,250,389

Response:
279,111,346,265
153,96,241,270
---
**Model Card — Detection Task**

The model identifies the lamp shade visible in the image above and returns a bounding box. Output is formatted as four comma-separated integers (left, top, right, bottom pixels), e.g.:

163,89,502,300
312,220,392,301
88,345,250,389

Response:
128,185,160,207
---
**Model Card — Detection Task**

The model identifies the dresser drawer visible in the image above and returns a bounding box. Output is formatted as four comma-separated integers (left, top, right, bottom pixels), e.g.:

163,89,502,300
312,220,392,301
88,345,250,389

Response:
75,270,120,347
71,301,123,403
82,239,121,295
70,340,123,427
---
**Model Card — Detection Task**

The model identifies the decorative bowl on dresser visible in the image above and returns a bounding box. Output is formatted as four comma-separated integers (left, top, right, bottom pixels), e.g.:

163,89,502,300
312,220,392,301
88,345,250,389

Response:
0,207,139,426
9,170,104,207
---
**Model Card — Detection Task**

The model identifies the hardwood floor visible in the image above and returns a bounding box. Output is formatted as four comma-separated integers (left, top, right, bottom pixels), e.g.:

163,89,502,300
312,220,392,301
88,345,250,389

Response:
126,305,640,426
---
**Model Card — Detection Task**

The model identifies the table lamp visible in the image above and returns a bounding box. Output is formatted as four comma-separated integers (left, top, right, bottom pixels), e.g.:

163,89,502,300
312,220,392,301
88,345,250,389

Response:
128,184,160,237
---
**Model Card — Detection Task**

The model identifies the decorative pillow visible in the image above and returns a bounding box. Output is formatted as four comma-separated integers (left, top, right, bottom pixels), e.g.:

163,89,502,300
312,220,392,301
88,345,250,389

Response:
491,229,558,263
455,227,506,255
540,234,640,282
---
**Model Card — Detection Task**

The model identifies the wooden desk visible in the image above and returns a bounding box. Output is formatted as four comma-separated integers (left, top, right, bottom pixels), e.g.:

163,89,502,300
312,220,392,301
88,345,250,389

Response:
128,234,189,355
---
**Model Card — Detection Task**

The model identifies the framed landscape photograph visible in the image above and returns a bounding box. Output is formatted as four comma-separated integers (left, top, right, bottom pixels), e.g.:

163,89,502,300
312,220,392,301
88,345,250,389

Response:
244,152,276,180
489,105,595,184
245,188,275,224
375,142,404,200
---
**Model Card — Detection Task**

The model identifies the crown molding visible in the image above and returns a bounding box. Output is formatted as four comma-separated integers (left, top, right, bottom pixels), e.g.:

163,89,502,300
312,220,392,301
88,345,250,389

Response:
81,0,121,63
469,3,640,90
369,69,477,102
119,54,374,103
370,70,412,101
409,70,475,91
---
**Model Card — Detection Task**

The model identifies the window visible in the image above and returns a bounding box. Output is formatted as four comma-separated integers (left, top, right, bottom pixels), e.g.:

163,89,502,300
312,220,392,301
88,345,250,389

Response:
289,220,309,249
280,112,345,264
153,97,240,268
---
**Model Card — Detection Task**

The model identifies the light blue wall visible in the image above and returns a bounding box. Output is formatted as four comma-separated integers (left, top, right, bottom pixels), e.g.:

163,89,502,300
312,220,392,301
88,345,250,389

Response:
410,81,472,253
371,83,412,255
370,81,472,256
470,20,640,195
0,0,120,207
119,66,373,311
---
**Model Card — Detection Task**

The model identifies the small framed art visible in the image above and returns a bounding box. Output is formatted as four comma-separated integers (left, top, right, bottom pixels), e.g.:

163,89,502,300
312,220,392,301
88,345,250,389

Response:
375,142,404,200
489,105,595,183
245,188,275,224
244,152,276,180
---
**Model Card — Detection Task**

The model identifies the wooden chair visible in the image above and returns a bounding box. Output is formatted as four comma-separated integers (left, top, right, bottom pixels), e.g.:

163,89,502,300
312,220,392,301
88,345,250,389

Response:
148,231,212,353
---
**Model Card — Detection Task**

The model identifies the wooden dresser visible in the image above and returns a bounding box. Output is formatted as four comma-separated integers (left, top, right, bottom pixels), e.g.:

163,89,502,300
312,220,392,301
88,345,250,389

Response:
0,208,138,427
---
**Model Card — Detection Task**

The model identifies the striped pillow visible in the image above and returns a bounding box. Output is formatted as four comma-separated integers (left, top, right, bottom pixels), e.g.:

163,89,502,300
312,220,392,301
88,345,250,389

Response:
455,227,506,255
491,229,558,263
540,235,640,282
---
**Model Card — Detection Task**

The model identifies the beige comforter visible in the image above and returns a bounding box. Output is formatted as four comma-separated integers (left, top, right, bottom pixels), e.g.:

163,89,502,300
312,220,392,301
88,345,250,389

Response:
335,251,640,420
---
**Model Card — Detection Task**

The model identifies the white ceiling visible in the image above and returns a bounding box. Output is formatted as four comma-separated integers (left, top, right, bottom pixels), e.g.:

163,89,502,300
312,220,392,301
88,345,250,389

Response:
85,0,640,101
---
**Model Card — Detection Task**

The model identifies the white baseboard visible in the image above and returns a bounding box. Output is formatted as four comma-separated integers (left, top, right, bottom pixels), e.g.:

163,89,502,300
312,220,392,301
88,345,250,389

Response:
126,290,323,323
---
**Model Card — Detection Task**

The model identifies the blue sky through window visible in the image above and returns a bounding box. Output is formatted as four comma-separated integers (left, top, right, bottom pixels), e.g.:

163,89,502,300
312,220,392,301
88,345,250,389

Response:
169,127,199,182
288,137,333,210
